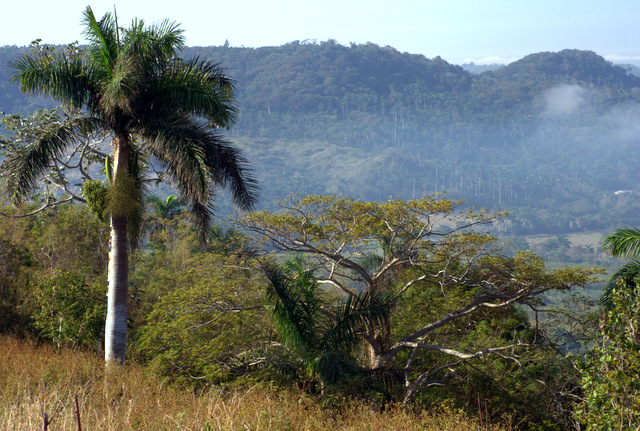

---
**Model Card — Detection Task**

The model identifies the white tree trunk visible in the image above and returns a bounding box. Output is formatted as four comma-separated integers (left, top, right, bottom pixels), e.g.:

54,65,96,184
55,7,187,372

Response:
105,214,129,363
104,136,130,364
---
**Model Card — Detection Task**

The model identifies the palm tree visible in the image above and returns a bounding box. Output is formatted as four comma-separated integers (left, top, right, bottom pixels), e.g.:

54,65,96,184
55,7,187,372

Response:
264,258,393,389
601,227,640,307
146,195,183,220
7,7,257,363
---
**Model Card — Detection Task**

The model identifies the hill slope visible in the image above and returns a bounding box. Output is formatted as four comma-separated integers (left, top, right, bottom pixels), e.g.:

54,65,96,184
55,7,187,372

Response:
1,43,639,234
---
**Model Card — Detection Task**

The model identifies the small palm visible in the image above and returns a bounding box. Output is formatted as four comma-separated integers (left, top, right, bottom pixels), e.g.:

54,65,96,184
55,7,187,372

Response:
147,195,183,220
264,258,393,386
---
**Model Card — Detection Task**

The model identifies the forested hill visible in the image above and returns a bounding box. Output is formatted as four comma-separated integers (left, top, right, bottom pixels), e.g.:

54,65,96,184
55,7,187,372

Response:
184,43,640,123
187,41,472,113
1,42,639,234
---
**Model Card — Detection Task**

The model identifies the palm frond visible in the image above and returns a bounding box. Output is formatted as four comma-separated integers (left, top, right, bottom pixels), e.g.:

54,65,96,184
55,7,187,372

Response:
603,227,640,259
264,260,321,352
3,115,102,204
138,113,256,241
600,260,640,308
98,49,142,120
322,289,394,355
82,6,119,69
139,114,209,198
358,252,384,273
189,199,214,247
136,115,211,238
150,56,238,127
148,18,185,57
315,350,358,385
122,16,183,61
146,194,183,219
10,53,91,108
200,132,257,211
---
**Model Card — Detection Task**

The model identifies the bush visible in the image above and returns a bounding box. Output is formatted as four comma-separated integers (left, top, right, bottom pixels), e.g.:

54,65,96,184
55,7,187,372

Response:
31,271,106,349
574,286,640,429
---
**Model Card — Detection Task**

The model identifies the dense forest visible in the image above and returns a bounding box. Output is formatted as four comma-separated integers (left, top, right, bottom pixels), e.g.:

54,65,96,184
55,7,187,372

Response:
1,36,640,430
2,42,640,235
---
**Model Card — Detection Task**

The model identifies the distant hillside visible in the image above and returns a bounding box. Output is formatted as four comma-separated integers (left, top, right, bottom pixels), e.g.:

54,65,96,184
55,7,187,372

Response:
620,63,640,77
488,49,640,88
1,43,639,234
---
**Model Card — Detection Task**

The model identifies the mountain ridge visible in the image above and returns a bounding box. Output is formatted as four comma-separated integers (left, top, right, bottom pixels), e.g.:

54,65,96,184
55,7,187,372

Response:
1,44,639,235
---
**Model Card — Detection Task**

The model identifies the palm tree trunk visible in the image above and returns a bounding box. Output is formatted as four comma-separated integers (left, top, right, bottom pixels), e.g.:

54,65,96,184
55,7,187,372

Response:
104,135,130,364
105,214,128,363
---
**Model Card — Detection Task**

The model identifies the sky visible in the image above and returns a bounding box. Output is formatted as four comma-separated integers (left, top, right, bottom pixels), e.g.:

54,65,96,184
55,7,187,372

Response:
2,0,639,66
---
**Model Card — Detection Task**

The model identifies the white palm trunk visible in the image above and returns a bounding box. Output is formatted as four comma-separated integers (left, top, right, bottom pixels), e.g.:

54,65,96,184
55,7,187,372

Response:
104,136,130,364
105,214,129,363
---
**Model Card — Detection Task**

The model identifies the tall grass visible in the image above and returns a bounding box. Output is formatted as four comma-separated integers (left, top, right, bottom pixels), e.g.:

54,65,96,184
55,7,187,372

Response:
0,335,506,430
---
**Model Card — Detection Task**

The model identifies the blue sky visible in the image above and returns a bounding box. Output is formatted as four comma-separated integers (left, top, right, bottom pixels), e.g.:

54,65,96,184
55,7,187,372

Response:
3,0,639,65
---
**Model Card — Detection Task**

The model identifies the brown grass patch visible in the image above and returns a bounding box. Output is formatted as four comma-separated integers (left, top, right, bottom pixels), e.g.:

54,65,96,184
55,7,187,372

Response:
0,335,507,430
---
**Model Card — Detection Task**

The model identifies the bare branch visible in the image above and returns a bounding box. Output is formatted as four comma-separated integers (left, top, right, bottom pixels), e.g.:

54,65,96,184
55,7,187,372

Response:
0,196,79,218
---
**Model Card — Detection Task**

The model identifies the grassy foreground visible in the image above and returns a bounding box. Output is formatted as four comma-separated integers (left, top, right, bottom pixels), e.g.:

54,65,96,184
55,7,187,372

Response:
0,335,507,430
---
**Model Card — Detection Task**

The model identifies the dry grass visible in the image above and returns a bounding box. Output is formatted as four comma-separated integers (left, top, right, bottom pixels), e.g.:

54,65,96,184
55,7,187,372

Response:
0,335,506,430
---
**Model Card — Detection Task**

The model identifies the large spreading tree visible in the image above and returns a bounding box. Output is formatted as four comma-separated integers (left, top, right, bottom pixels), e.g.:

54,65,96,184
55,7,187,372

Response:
6,7,257,363
239,195,598,407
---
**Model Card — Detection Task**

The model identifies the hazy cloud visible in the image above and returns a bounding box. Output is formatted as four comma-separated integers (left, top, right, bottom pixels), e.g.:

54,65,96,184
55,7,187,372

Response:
605,103,640,142
603,54,640,67
542,85,588,116
450,55,640,68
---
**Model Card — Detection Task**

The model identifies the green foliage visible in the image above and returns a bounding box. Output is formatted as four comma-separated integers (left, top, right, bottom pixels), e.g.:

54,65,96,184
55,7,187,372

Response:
25,203,110,280
145,194,183,220
0,203,109,338
130,220,266,383
601,261,640,307
135,251,267,384
391,261,585,428
0,238,32,334
575,286,640,429
31,271,106,349
265,259,322,353
575,226,640,428
242,194,600,427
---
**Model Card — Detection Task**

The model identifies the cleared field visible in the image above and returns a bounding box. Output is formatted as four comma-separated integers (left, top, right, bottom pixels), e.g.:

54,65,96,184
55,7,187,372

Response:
522,231,605,248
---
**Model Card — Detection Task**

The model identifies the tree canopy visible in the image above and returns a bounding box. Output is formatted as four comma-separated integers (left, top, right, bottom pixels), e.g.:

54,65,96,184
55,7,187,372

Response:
239,195,599,409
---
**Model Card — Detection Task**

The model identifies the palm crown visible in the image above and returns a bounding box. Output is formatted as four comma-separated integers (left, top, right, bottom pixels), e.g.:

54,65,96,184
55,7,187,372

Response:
9,7,256,237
